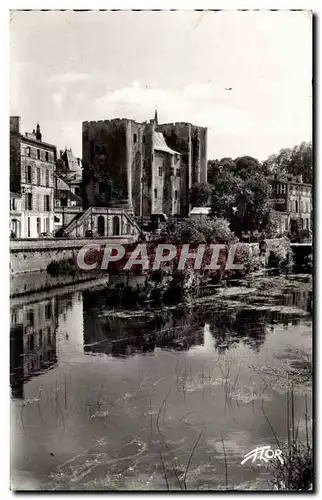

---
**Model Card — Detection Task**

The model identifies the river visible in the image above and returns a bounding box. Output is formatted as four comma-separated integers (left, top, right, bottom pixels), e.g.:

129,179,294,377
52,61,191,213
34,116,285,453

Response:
10,273,312,491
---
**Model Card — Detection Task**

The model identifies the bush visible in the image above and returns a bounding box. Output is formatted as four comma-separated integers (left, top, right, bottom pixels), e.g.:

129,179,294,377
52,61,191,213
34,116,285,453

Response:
158,217,236,245
47,257,76,276
267,237,293,272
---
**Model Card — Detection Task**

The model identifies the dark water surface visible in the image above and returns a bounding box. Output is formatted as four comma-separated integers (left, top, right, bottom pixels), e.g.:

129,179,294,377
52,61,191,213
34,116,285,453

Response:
10,274,312,491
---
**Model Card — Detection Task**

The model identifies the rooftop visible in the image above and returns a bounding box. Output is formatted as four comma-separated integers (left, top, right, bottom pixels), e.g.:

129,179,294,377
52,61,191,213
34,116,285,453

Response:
189,207,211,215
154,132,181,155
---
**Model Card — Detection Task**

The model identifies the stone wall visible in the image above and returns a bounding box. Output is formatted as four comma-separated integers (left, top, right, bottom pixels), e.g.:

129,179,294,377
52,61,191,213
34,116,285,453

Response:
10,236,136,275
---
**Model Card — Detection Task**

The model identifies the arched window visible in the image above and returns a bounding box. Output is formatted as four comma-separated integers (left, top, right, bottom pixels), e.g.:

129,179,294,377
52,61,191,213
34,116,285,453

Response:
97,215,105,236
113,216,120,235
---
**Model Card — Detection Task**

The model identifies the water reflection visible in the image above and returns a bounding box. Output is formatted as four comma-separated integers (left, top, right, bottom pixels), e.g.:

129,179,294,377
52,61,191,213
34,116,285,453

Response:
10,276,312,491
10,277,312,395
10,299,57,399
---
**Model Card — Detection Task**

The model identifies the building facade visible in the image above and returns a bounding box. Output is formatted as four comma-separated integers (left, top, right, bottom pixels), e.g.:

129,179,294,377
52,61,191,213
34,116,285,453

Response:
268,173,312,234
10,191,22,238
10,117,56,237
82,112,207,219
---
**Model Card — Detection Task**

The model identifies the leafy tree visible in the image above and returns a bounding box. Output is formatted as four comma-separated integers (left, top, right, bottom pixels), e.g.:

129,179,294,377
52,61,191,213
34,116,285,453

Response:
207,157,236,184
210,170,271,237
188,182,212,207
263,142,312,183
234,156,264,179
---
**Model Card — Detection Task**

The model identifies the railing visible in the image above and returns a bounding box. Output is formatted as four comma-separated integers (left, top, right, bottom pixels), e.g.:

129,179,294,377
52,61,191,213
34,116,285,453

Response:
64,206,92,235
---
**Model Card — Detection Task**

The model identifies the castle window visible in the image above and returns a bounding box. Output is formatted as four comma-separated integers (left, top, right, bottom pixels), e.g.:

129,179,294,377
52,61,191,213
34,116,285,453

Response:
143,135,146,144
37,168,41,185
45,169,49,187
154,188,157,199
26,146,31,157
158,167,163,177
176,169,180,177
45,151,49,162
133,133,137,144
175,190,178,200
37,149,40,160
170,168,174,176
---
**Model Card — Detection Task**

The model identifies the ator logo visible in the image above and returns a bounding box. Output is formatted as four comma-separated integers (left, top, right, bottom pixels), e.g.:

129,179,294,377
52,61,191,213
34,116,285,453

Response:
241,446,284,466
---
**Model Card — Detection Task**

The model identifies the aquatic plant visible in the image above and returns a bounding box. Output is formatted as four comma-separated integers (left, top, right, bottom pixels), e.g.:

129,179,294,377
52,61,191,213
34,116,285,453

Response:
266,391,313,491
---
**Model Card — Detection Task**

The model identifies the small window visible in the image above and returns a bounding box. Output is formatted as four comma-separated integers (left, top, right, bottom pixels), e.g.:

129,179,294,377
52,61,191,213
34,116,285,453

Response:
27,165,32,183
158,167,163,177
176,169,180,177
154,188,157,199
45,151,49,162
175,190,178,200
37,168,41,185
26,146,31,157
28,334,34,351
44,195,50,211
26,310,34,327
27,193,32,210
12,198,16,210
27,216,31,237
37,149,40,160
46,169,49,187
170,168,174,176
142,135,146,144
45,303,51,320
133,133,137,144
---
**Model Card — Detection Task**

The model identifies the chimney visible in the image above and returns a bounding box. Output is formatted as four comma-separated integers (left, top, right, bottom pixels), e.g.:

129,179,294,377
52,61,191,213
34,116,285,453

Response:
36,122,42,141
10,116,20,134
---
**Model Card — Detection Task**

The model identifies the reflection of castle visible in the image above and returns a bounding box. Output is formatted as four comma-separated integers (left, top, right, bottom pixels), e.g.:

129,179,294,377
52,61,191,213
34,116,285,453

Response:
10,298,57,399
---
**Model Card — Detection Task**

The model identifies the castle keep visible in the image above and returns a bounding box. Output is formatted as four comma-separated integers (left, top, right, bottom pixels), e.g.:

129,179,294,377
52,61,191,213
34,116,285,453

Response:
82,112,208,219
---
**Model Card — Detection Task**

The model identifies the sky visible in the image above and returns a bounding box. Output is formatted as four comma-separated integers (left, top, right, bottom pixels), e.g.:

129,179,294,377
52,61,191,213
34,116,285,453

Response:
10,10,312,161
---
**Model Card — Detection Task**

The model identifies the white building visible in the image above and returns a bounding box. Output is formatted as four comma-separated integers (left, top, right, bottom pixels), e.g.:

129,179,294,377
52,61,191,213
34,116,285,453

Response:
10,117,56,238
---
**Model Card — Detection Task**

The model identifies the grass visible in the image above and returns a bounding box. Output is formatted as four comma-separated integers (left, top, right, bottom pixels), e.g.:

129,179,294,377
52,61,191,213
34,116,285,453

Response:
266,390,313,491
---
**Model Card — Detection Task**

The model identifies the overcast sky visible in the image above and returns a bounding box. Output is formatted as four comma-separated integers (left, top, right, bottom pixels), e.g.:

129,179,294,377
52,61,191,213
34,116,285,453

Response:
10,10,312,160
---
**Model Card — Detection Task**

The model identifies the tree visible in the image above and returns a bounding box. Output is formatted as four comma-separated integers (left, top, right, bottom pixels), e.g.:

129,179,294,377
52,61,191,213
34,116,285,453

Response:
262,142,312,183
234,155,269,178
207,157,236,184
210,170,271,238
241,174,271,235
188,182,212,207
